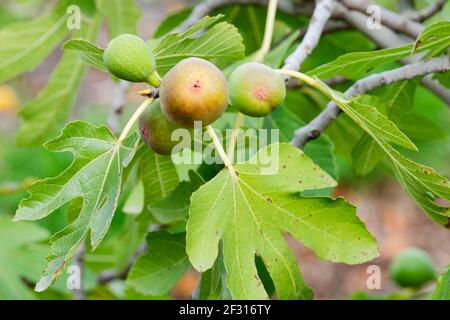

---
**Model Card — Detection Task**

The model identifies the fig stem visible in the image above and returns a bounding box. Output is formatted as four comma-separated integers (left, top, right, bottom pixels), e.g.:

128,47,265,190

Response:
147,71,162,87
206,125,238,179
254,0,279,62
276,69,331,97
118,97,154,143
226,112,244,161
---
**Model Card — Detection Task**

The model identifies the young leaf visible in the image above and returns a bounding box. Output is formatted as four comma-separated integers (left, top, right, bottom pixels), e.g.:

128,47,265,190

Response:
127,231,190,296
63,39,106,71
0,3,69,83
0,217,49,299
14,121,139,291
16,14,102,146
154,15,245,75
432,266,450,300
186,143,378,299
96,0,142,38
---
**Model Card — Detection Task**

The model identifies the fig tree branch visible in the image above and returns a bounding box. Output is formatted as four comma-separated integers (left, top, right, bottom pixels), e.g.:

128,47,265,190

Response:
405,0,446,22
341,0,424,38
291,55,450,148
333,3,450,105
283,0,337,73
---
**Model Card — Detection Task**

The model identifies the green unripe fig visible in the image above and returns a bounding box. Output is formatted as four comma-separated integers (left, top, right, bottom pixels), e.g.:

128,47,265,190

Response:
389,247,437,288
103,34,159,85
139,99,182,155
229,62,286,117
159,57,228,128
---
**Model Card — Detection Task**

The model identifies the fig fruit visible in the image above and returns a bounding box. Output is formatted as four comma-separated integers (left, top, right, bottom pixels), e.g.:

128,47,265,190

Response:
159,57,228,127
229,62,286,117
389,247,437,288
139,99,183,155
103,34,159,85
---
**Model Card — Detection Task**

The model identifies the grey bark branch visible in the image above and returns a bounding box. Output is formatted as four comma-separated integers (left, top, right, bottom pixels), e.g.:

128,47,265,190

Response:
341,0,424,38
333,3,450,105
291,56,450,148
405,0,447,22
283,0,337,73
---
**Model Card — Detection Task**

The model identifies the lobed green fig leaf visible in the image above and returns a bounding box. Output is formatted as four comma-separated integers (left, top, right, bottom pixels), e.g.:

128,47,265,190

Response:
187,143,378,299
15,121,139,292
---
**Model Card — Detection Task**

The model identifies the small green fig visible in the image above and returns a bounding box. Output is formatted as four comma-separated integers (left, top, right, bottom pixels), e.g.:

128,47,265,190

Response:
139,99,182,155
103,34,159,85
159,57,228,128
229,62,286,117
389,247,437,288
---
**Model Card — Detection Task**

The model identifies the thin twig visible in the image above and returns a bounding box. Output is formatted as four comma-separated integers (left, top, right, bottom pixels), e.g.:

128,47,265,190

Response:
290,56,450,148
207,125,238,179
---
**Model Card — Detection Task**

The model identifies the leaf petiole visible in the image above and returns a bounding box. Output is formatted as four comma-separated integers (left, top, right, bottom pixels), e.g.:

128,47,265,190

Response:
117,97,154,143
276,69,326,93
206,125,238,179
254,0,279,63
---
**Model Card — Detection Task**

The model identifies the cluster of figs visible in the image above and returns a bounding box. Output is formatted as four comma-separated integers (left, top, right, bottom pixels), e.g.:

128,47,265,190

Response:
103,34,286,155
